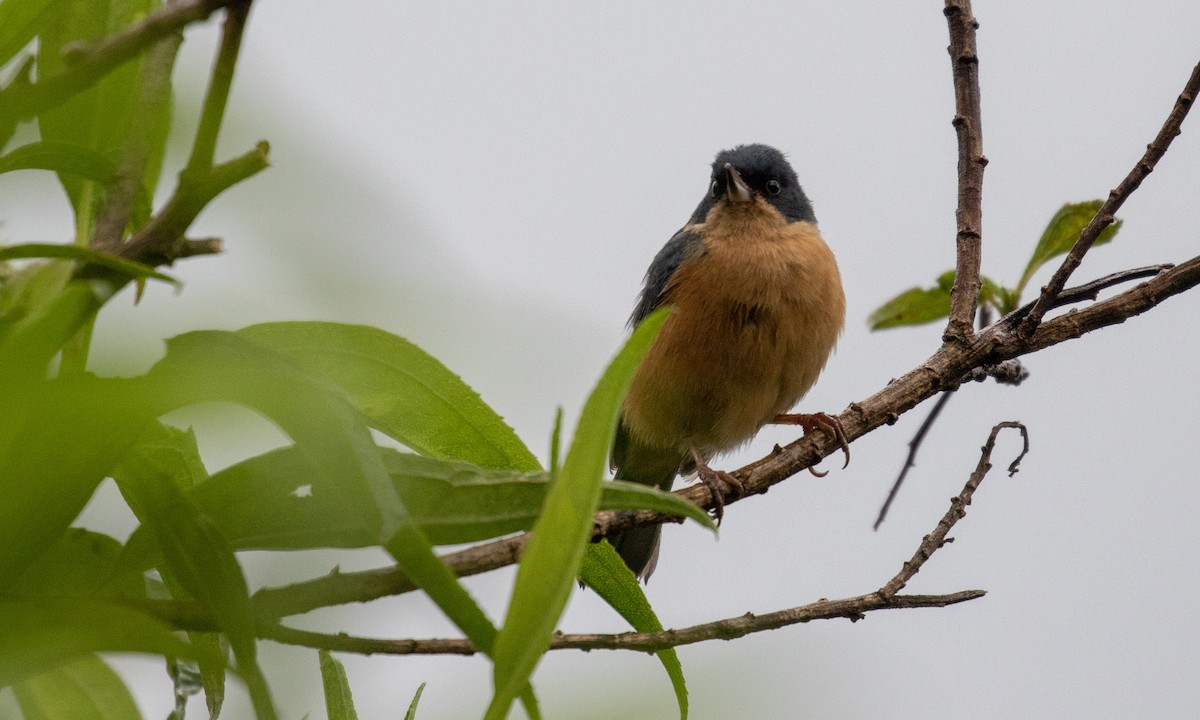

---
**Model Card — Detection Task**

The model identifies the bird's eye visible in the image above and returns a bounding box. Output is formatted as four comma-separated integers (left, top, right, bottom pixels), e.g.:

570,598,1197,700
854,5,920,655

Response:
766,179,783,195
710,180,720,198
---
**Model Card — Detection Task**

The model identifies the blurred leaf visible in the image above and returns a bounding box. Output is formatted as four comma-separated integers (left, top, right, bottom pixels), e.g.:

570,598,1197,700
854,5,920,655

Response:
0,141,114,180
0,375,154,585
404,683,426,720
238,321,539,472
580,541,687,719
318,651,359,720
36,0,161,222
0,243,177,283
111,425,225,720
0,257,73,332
196,633,227,720
0,277,109,382
124,446,712,562
10,528,141,601
152,330,508,707
488,309,669,720
0,0,56,69
0,599,214,687
112,421,275,720
12,654,142,720
1015,200,1123,297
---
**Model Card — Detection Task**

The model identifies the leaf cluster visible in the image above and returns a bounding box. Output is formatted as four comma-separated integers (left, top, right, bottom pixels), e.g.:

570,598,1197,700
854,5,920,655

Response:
0,3,706,719
868,201,1123,330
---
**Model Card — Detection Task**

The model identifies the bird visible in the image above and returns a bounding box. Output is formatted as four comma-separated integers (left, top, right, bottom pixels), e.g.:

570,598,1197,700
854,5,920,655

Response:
610,143,847,581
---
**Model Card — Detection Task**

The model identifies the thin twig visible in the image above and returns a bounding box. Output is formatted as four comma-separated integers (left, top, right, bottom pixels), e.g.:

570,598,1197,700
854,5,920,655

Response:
943,0,987,344
1018,60,1200,338
0,0,241,126
873,392,953,530
879,421,1027,598
1008,264,1174,324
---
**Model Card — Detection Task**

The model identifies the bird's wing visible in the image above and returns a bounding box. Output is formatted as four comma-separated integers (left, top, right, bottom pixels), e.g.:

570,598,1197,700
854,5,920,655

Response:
629,226,704,328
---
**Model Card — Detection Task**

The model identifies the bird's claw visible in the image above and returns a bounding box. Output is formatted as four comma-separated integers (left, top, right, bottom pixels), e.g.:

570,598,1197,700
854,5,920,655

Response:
773,412,851,473
690,447,744,526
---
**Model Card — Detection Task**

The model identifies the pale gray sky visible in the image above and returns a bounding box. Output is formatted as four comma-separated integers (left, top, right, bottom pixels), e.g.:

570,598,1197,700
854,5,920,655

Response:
13,1,1200,718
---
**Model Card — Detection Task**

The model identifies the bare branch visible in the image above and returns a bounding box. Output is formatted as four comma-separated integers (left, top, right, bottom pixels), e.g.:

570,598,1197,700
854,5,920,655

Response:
1018,60,1200,337
260,591,985,657
943,0,987,344
260,425,1027,656
880,421,1027,598
250,253,1200,621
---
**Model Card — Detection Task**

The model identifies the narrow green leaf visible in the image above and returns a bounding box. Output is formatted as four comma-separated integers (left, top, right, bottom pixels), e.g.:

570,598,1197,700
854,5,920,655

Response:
0,243,177,283
580,541,687,720
238,321,539,472
403,683,426,720
0,141,114,181
318,651,359,720
112,421,275,720
0,599,214,687
488,309,669,720
12,655,142,720
1015,200,1124,297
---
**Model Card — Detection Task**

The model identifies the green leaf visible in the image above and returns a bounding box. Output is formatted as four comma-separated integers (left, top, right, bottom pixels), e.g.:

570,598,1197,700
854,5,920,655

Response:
0,277,110,382
0,0,56,69
111,421,276,720
0,375,155,585
0,243,178,284
1015,200,1123,297
487,309,669,720
238,321,539,472
318,651,359,720
867,284,951,330
10,528,142,601
12,655,142,720
151,331,513,712
0,141,115,181
580,541,687,720
36,0,162,224
404,683,426,720
124,446,712,561
868,270,1016,329
0,599,214,687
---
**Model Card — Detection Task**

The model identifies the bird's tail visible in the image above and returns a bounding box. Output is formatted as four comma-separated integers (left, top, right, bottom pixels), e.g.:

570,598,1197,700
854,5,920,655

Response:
609,421,680,581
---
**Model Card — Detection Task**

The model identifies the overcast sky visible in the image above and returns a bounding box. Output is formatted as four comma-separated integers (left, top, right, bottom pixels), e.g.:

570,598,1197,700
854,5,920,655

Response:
9,1,1200,718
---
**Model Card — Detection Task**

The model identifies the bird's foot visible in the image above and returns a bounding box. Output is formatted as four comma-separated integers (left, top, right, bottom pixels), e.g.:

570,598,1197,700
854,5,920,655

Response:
772,412,850,476
689,447,743,526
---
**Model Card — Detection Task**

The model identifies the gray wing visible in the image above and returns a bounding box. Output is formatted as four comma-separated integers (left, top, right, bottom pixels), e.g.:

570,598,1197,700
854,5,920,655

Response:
629,226,704,327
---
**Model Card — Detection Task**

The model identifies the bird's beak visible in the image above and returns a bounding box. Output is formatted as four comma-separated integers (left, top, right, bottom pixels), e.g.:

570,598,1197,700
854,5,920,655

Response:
724,163,753,203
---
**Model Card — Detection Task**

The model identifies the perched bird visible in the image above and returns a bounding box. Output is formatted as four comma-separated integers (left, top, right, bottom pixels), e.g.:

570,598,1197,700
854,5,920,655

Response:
610,143,847,580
